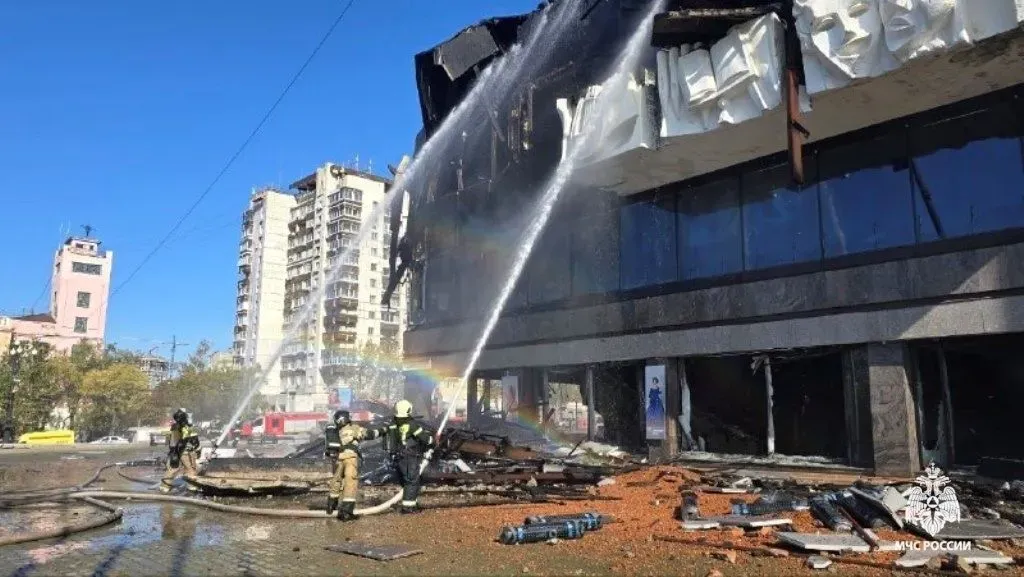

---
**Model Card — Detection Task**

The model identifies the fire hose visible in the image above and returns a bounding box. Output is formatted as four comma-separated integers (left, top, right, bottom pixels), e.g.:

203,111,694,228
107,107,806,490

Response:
0,496,123,547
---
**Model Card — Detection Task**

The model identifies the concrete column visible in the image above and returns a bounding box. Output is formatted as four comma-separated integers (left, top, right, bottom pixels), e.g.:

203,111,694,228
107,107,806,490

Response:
858,343,921,477
585,365,596,441
842,349,875,468
467,375,479,427
540,370,550,428
482,379,492,415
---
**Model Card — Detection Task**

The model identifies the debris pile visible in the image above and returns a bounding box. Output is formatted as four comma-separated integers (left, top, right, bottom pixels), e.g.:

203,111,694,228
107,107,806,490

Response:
186,427,637,497
656,464,1024,571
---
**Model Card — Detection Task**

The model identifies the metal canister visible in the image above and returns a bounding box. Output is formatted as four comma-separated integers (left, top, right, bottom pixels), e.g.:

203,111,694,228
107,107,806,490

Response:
498,520,587,545
524,513,603,531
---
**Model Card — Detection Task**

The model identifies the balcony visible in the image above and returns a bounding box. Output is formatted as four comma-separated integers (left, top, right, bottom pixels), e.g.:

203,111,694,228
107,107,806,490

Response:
238,254,251,267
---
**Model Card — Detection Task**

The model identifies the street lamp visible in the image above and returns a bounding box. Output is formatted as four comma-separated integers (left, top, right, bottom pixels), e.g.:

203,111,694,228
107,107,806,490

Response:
4,338,38,443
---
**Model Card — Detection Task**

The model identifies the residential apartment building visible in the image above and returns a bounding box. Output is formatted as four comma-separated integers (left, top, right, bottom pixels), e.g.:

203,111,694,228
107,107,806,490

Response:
136,355,170,389
234,164,408,412
397,1,1024,476
2,236,113,353
233,188,296,400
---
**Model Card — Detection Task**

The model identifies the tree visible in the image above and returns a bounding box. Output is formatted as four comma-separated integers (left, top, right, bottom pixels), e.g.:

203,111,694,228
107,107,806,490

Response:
78,364,151,437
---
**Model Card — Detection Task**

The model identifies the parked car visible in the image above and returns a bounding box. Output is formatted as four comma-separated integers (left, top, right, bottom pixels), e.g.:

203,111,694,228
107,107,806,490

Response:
89,435,130,445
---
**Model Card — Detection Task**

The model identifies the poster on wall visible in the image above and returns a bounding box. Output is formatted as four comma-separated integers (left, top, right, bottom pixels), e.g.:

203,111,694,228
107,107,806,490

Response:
329,387,352,409
501,375,519,418
645,365,667,440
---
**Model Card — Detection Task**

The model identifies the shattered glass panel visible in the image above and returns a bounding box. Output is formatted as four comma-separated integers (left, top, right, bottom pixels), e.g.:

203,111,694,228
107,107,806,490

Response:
819,130,915,258
911,103,1024,241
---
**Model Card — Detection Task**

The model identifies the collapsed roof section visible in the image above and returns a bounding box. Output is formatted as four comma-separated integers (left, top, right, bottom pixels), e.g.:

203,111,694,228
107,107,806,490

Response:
414,13,530,137
651,0,785,48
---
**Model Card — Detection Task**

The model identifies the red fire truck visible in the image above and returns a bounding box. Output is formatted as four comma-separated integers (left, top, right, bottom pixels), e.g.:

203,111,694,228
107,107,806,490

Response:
239,412,330,441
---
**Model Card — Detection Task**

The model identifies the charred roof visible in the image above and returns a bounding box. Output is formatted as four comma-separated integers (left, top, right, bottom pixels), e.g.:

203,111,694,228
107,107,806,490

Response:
651,0,784,48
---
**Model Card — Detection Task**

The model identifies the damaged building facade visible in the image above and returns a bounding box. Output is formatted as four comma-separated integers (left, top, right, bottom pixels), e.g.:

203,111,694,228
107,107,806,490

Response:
388,0,1024,476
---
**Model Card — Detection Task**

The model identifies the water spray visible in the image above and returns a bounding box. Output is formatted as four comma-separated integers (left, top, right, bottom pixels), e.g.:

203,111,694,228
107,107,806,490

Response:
213,0,578,451
422,0,667,476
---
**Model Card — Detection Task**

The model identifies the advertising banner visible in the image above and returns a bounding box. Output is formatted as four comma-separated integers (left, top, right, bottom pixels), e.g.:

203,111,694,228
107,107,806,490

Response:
329,387,352,409
644,365,666,440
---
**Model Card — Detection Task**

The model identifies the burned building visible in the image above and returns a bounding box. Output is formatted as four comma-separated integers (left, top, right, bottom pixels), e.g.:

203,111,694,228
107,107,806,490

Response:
388,0,1024,476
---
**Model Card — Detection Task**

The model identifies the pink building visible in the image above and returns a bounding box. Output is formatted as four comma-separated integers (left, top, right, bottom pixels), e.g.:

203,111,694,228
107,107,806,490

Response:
1,236,113,353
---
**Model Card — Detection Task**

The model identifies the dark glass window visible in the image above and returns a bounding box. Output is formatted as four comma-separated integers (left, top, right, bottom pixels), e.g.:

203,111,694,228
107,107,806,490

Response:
910,104,1024,241
425,252,457,319
741,163,822,270
819,131,915,258
619,197,677,290
572,201,620,296
424,196,459,255
528,223,572,304
677,177,743,280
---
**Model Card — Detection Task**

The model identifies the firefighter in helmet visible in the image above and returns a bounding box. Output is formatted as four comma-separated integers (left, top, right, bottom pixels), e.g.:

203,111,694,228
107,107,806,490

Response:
325,409,379,520
161,408,201,493
379,399,435,514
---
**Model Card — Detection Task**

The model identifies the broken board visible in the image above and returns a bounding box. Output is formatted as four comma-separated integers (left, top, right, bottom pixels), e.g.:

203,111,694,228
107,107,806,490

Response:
325,543,424,561
910,519,1024,541
777,532,901,553
704,515,792,528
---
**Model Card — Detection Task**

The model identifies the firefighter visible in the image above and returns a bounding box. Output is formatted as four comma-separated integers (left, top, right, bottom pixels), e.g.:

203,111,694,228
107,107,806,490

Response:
326,409,379,521
160,408,201,493
379,399,435,514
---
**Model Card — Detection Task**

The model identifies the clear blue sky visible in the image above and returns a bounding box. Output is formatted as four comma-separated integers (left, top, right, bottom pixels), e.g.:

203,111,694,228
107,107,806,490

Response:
0,0,536,360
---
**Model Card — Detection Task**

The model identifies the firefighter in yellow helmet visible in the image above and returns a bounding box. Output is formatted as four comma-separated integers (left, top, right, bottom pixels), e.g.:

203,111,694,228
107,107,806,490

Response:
325,410,380,521
379,399,435,514
160,408,200,493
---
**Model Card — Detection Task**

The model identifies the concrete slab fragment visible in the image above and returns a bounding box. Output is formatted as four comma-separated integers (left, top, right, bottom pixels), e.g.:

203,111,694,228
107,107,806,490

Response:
681,520,721,530
777,532,871,552
916,519,1024,541
806,555,833,569
325,543,424,561
702,487,752,494
895,550,945,568
705,515,792,528
955,549,1014,566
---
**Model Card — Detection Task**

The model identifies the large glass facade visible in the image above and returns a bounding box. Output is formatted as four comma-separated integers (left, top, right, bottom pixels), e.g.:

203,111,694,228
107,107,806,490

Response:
677,178,743,280
819,132,916,258
420,96,1024,324
742,164,822,270
620,198,677,290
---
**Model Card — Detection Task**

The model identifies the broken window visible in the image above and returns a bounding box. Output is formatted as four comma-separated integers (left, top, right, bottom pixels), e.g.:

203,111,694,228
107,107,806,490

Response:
769,351,847,459
819,129,915,257
910,102,1024,241
685,356,767,455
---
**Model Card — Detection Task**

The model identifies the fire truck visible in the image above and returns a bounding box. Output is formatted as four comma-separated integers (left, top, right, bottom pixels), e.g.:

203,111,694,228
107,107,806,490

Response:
239,412,330,442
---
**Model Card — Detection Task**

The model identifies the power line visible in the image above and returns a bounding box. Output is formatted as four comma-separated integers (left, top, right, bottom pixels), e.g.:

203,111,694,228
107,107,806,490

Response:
110,0,359,298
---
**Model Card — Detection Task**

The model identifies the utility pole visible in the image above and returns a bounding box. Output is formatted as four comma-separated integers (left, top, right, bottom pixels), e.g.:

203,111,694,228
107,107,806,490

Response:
169,335,190,378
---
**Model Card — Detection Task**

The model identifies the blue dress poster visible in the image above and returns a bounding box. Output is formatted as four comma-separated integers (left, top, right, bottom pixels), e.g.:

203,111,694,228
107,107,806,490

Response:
645,365,666,440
